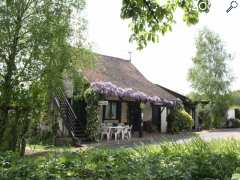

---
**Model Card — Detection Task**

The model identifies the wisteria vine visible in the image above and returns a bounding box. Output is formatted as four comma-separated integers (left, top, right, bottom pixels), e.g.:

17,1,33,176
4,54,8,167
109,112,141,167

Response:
91,81,177,106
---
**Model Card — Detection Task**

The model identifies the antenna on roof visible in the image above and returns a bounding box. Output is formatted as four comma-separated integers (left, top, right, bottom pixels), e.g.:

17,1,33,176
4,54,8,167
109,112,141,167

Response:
128,51,132,62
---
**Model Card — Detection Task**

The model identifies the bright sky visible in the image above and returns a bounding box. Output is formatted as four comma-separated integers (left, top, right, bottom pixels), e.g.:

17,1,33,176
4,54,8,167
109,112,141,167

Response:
86,0,240,95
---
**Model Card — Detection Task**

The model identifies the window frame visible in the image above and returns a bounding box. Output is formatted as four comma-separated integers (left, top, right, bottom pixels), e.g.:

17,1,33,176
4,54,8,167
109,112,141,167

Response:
103,101,120,122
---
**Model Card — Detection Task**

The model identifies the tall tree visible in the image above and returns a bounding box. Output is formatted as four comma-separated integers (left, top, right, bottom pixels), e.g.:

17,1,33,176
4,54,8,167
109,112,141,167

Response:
121,0,210,49
188,27,233,127
0,0,89,153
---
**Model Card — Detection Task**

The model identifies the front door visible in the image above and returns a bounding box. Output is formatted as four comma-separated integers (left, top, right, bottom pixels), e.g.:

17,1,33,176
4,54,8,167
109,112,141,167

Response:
128,102,142,137
152,105,161,132
73,99,87,129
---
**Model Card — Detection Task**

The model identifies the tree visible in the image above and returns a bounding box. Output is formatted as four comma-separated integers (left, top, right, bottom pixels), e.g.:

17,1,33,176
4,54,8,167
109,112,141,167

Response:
121,0,210,49
188,27,233,127
0,0,89,153
230,91,240,106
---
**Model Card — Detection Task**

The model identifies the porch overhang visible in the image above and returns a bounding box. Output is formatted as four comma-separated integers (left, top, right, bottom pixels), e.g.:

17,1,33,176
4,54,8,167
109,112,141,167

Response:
91,81,180,107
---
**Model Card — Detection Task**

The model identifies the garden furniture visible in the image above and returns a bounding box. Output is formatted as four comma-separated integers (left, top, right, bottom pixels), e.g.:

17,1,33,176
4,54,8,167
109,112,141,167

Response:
100,126,111,141
122,125,132,140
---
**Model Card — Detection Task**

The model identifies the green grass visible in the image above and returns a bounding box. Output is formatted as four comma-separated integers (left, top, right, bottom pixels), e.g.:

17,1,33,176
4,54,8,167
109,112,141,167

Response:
26,144,86,154
2,138,240,179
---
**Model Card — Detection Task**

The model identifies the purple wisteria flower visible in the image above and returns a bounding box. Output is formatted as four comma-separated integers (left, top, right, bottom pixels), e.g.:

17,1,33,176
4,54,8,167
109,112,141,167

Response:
90,81,175,106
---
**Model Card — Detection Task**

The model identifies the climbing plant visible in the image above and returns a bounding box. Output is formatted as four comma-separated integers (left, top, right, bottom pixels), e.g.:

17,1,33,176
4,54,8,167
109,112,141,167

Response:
84,88,101,141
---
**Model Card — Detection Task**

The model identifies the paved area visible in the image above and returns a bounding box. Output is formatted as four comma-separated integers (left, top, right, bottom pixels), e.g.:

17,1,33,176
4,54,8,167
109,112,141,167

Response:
197,128,240,141
25,129,240,155
94,128,240,148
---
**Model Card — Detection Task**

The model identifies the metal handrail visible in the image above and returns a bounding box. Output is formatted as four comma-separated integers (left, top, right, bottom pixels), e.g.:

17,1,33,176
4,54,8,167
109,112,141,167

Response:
54,87,80,142
57,88,77,119
55,89,76,121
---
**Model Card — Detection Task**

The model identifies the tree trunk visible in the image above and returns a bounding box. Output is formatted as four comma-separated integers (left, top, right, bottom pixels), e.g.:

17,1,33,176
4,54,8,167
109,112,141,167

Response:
19,138,26,157
0,111,18,151
0,14,22,150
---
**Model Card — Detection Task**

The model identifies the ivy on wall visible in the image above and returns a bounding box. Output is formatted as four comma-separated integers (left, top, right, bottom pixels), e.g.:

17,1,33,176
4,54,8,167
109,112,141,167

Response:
71,72,101,141
84,88,100,141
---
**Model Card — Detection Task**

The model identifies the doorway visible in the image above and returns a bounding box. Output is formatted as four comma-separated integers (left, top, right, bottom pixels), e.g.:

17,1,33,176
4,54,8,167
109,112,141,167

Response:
128,101,142,137
152,105,162,132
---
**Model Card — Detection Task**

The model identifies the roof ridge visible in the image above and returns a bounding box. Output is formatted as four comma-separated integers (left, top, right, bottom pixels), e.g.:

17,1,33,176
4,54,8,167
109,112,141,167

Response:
96,53,131,63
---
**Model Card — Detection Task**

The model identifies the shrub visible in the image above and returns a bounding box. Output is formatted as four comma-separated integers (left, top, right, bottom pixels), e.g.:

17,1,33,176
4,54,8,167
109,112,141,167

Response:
2,139,240,179
227,118,240,128
197,104,212,129
167,108,193,133
233,119,240,128
236,109,240,119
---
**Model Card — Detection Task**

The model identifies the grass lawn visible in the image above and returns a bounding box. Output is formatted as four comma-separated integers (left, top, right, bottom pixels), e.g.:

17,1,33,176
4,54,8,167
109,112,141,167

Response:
2,138,240,179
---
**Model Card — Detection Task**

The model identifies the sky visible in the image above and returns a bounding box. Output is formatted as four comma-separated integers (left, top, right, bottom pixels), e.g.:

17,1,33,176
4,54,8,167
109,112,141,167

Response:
86,0,240,95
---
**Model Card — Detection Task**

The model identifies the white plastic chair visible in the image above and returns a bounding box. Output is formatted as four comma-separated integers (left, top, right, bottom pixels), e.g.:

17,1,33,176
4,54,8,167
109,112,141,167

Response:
122,127,128,140
101,126,111,141
113,128,123,141
122,125,132,140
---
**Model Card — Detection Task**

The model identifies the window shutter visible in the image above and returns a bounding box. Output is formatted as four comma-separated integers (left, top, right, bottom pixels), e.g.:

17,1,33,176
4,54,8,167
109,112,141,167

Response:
102,106,106,122
117,102,122,122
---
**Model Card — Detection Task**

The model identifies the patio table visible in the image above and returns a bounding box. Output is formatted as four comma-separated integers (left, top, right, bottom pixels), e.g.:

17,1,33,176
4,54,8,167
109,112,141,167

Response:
107,126,125,133
107,126,126,141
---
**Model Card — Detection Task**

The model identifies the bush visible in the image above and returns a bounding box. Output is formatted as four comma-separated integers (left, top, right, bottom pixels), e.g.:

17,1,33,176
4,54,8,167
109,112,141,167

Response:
233,119,240,128
2,139,240,179
236,109,240,119
197,104,212,129
226,118,240,128
167,108,193,133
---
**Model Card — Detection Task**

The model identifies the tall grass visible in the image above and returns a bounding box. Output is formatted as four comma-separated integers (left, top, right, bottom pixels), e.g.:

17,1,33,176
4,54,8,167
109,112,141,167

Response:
1,138,240,179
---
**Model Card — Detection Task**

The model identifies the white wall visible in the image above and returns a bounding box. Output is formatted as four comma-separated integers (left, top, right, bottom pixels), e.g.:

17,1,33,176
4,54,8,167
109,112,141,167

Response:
143,103,152,122
57,115,69,136
63,76,73,98
161,107,167,133
227,109,235,119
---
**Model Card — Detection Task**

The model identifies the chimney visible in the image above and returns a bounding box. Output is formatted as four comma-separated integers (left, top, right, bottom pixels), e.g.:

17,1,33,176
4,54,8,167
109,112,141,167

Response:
128,51,132,63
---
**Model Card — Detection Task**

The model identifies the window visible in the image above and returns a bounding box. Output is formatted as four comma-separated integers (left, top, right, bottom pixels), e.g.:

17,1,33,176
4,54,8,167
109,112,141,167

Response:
103,101,118,120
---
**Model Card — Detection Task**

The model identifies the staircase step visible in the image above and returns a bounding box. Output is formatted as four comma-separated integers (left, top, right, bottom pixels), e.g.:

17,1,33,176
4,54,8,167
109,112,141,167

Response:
55,90,86,144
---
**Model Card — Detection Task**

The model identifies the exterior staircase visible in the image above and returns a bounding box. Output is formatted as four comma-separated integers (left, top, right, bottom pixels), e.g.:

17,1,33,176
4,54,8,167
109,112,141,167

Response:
54,88,86,145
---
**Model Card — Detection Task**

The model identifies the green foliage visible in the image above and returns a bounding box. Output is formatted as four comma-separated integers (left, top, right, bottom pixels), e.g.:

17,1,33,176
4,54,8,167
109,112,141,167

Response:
188,27,233,98
232,168,240,180
230,90,240,108
232,173,240,180
84,88,100,141
197,104,212,128
0,0,90,153
232,119,240,128
72,72,101,141
167,107,193,133
236,110,240,119
188,27,233,127
121,0,210,49
2,139,240,179
72,71,91,101
227,118,240,128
